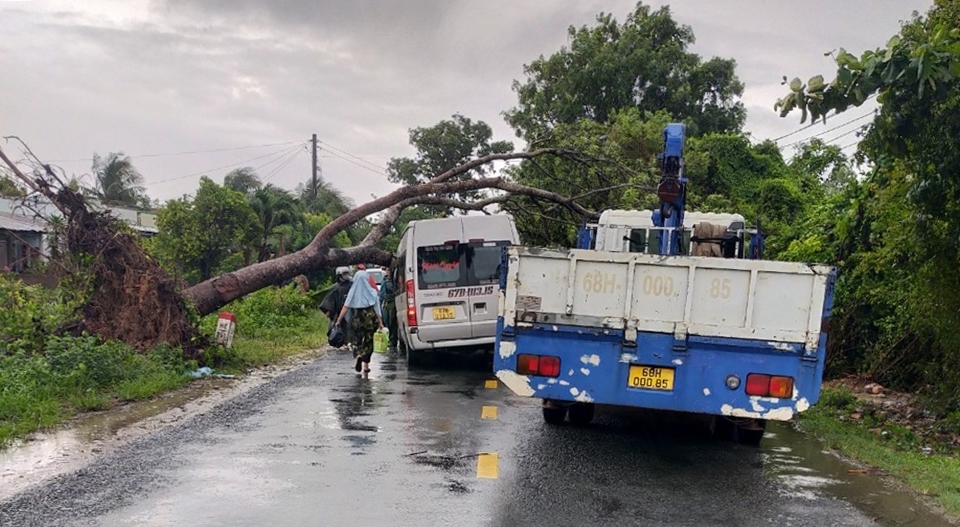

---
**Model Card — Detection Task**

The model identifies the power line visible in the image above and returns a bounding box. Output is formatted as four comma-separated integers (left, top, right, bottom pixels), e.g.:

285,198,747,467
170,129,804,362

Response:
322,148,387,176
778,111,875,149
262,146,307,184
773,94,877,143
145,143,306,186
318,140,387,172
46,140,302,163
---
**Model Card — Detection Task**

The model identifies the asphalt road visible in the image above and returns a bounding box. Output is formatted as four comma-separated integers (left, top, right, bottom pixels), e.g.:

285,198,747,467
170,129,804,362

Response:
0,349,947,527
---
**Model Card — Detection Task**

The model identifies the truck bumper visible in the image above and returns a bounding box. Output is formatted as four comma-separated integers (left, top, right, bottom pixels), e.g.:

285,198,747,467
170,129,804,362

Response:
494,323,823,422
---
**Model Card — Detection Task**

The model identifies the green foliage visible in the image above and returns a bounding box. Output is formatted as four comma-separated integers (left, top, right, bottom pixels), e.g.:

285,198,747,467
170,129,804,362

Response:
90,152,151,208
506,2,744,141
506,108,670,246
223,167,262,195
200,284,318,342
198,284,327,371
776,1,960,412
0,336,193,447
0,173,26,197
0,275,82,352
150,177,259,282
387,114,513,214
247,184,302,262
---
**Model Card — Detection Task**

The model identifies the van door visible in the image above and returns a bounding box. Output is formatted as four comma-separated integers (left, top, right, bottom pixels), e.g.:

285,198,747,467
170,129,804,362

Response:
413,243,473,343
463,241,509,339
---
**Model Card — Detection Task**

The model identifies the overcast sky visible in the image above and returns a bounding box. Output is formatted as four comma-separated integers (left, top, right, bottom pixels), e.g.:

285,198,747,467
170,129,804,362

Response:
0,0,933,207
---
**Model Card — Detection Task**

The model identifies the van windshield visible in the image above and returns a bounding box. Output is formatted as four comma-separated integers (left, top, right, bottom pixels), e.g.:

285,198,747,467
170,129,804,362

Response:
417,245,461,289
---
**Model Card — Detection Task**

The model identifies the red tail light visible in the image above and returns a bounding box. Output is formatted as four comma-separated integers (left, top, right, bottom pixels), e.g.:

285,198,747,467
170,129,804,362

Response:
539,356,561,377
406,279,417,327
516,354,560,378
745,374,770,396
745,373,795,398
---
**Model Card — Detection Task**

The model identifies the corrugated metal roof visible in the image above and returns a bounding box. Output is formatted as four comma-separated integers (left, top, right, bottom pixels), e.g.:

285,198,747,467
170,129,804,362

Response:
0,212,47,233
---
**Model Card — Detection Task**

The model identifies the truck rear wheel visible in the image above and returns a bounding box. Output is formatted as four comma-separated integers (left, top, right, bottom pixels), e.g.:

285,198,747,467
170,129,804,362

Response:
542,401,567,425
735,420,767,446
568,403,595,426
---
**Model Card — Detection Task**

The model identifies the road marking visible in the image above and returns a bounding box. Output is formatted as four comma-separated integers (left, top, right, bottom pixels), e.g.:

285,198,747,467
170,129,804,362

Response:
484,380,498,389
476,452,499,479
481,405,498,420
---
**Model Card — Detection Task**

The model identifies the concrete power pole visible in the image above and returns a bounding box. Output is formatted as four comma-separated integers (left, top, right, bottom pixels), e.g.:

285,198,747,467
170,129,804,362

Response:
310,133,318,206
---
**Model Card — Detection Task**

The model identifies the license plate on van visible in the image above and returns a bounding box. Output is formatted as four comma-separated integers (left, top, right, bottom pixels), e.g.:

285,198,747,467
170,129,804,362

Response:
432,307,456,320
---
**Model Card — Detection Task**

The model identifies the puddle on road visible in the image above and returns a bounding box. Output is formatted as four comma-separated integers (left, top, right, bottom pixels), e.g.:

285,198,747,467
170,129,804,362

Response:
763,422,953,527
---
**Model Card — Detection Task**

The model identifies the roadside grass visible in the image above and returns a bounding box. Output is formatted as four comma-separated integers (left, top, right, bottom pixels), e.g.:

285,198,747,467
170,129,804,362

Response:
799,387,960,516
0,284,328,449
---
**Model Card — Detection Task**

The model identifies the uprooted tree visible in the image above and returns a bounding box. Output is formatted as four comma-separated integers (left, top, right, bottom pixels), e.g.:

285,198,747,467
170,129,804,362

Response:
0,139,611,357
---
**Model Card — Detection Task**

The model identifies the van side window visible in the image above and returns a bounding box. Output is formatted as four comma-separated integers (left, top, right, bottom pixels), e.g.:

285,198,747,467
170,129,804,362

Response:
417,245,462,289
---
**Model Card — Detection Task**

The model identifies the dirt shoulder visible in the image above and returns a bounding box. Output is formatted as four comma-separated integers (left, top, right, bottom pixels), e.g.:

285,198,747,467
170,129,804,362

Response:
0,347,330,502
822,376,960,455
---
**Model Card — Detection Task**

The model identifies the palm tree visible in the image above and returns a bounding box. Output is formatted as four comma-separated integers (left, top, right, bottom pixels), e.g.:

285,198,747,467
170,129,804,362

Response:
296,175,354,217
92,152,146,207
247,184,302,262
224,167,262,195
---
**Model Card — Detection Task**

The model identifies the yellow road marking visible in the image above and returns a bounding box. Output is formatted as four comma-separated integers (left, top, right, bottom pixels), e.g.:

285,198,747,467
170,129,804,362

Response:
476,452,499,479
484,380,498,389
481,406,498,420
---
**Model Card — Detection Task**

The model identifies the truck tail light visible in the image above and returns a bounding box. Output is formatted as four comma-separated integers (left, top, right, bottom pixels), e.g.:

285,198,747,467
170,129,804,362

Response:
768,376,794,398
406,279,417,327
516,354,561,378
745,373,794,398
745,374,771,396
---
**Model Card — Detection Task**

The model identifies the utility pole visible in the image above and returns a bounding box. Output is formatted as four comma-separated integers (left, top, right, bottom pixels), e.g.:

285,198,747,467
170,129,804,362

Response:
310,133,318,206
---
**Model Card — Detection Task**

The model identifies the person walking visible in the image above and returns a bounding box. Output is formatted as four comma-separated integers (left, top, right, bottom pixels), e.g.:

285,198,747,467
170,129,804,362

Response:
320,266,354,347
379,263,398,352
335,269,385,373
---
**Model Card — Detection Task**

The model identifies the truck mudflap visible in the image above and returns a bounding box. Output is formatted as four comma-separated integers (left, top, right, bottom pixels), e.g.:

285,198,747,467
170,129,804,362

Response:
494,322,822,422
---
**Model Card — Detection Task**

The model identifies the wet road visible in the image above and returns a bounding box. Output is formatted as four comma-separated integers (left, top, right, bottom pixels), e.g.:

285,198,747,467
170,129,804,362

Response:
0,350,948,527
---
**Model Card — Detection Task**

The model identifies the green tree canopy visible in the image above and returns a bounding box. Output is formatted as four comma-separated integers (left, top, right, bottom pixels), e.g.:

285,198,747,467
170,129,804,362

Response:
151,177,258,282
223,167,262,195
387,114,513,214
505,2,745,141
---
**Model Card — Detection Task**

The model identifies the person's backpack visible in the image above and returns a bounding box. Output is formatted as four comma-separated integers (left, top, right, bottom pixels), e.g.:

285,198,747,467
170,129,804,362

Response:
328,324,346,348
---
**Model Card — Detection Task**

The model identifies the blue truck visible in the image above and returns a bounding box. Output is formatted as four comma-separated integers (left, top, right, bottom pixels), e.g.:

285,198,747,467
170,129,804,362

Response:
493,124,836,444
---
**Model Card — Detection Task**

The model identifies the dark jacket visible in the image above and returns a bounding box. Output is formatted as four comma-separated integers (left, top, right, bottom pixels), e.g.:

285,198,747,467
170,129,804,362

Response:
320,279,353,320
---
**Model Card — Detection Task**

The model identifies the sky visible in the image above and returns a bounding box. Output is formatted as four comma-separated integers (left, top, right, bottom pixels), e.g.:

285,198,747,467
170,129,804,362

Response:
0,0,934,208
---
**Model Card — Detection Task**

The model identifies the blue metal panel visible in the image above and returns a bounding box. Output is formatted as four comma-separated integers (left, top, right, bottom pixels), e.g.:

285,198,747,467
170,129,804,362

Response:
494,324,821,419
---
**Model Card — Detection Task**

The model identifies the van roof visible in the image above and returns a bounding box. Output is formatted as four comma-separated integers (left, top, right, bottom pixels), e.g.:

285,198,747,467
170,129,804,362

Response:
406,214,517,245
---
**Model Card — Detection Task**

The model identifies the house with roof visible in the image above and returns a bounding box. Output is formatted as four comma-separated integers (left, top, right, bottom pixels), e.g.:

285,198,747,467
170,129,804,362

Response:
0,196,158,272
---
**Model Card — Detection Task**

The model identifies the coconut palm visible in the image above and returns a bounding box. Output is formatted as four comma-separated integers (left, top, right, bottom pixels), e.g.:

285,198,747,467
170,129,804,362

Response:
224,167,262,195
92,152,147,207
247,184,302,262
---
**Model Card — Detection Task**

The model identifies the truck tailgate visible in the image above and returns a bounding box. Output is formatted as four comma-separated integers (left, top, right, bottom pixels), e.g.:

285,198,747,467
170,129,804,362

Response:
503,247,834,351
